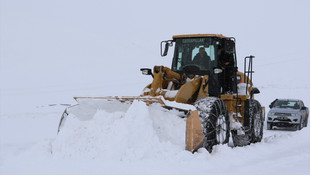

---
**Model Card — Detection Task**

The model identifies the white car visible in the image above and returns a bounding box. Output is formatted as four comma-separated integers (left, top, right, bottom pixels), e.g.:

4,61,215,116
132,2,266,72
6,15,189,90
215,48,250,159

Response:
267,99,309,130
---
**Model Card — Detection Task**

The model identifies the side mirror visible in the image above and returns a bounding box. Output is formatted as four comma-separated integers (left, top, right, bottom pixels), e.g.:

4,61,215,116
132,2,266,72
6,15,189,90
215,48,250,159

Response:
269,99,278,109
161,40,173,57
140,68,153,78
250,87,260,99
301,106,307,110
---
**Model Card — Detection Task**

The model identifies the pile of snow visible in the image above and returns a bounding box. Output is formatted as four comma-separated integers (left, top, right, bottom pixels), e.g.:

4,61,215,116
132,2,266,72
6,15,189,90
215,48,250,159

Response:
53,101,192,161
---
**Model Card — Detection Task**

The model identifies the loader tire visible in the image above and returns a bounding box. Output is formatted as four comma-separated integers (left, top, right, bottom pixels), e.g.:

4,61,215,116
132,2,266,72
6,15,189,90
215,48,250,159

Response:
232,99,263,146
248,99,264,143
194,97,230,153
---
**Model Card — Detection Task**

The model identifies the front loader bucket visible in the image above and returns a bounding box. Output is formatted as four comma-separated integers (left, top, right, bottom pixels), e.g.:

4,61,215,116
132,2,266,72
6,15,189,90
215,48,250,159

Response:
57,96,204,154
185,110,204,152
57,96,196,133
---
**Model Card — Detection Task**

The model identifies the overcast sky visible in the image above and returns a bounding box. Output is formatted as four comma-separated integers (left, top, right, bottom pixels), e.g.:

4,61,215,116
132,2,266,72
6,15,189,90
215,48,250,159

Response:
0,0,309,92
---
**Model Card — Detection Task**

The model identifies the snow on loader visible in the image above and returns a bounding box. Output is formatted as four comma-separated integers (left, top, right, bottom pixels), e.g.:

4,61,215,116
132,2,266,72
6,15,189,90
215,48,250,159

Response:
58,34,265,153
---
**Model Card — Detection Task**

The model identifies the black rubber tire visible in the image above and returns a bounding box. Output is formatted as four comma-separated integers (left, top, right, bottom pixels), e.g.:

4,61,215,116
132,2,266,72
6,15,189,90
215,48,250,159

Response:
194,97,230,153
232,99,263,146
302,117,307,128
296,119,303,130
267,123,272,130
249,99,264,143
296,124,301,131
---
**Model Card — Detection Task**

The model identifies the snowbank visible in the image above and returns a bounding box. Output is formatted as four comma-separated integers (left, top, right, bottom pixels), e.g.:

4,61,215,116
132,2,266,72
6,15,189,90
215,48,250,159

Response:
53,101,192,161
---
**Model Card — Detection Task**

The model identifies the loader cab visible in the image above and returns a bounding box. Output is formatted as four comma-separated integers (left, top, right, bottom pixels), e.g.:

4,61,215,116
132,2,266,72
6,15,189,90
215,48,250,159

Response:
164,35,237,76
161,34,238,95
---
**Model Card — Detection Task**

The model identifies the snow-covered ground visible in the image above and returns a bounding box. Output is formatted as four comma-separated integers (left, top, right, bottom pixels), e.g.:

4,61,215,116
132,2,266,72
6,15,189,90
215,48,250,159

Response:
0,92,309,175
1,0,310,174
0,74,309,175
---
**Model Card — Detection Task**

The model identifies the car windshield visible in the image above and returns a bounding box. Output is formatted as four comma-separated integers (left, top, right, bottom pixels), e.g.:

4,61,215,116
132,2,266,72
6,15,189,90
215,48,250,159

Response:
273,100,300,109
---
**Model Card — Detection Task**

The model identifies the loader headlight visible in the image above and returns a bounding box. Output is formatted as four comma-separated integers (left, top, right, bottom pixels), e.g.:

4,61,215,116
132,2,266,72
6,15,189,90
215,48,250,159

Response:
140,68,153,77
236,75,242,83
142,70,150,75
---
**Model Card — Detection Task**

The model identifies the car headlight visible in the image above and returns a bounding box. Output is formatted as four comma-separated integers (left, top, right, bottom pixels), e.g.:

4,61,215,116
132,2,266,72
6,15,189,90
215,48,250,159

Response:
291,113,299,117
268,112,275,116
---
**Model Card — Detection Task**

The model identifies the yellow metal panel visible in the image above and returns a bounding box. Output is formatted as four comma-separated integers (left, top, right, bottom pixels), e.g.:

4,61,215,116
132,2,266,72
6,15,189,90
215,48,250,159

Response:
197,75,209,99
221,94,249,126
173,34,229,39
73,96,166,106
261,106,266,121
150,67,164,96
175,76,201,104
186,110,204,152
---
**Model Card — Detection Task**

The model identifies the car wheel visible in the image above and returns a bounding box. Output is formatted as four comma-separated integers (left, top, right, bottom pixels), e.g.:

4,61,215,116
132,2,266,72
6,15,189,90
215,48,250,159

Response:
267,123,272,130
303,117,307,128
296,123,302,131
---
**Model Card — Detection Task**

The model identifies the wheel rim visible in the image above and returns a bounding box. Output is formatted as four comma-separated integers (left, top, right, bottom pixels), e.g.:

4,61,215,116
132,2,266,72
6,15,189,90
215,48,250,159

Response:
253,113,262,137
216,114,227,144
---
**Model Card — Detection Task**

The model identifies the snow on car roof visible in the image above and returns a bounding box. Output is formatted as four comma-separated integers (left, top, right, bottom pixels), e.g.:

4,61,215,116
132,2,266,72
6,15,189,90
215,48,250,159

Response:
277,99,301,102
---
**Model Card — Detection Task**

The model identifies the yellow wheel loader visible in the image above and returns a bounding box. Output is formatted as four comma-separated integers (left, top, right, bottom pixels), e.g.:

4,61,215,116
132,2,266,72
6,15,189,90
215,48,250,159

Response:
58,34,265,153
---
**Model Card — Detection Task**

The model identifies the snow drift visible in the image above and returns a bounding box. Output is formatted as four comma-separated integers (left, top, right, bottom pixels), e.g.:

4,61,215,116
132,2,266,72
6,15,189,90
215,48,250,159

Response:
53,101,191,161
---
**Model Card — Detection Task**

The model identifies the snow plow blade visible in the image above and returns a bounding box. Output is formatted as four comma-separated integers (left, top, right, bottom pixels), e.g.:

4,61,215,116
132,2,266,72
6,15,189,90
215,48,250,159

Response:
185,110,204,152
57,96,196,133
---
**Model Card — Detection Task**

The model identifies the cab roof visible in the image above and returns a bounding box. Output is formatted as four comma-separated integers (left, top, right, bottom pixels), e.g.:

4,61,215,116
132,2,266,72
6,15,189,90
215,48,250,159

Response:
172,34,230,39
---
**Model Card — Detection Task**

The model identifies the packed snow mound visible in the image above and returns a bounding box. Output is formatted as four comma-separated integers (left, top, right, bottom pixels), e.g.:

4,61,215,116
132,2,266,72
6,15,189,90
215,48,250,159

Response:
52,101,193,161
